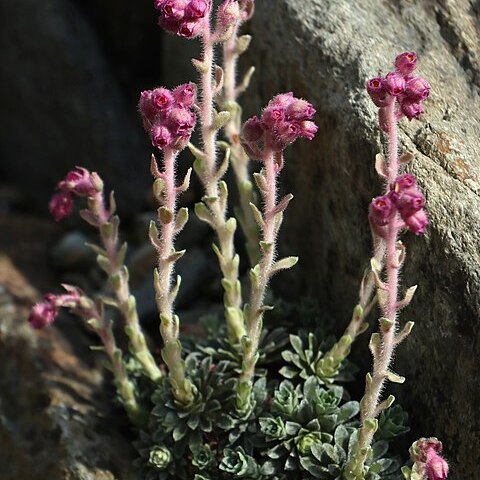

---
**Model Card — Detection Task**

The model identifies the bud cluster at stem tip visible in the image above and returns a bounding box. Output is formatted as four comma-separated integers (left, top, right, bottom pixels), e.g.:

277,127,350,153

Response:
367,52,431,130
154,0,211,38
49,167,98,222
369,173,428,236
241,92,318,161
139,84,197,151
28,287,83,329
410,438,449,480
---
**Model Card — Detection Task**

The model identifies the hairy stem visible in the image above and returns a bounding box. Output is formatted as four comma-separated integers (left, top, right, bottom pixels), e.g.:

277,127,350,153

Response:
194,24,245,344
222,27,260,265
237,150,278,411
152,147,195,405
345,100,402,479
90,192,162,382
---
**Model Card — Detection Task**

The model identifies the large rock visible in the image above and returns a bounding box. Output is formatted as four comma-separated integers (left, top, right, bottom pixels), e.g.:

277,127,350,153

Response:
244,1,479,478
0,0,151,215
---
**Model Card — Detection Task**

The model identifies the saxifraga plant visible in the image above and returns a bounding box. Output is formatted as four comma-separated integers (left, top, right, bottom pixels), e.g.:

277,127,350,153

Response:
29,2,449,479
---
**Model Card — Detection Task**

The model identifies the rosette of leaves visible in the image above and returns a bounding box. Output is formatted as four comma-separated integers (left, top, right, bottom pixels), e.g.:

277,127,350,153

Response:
301,427,404,480
150,353,238,455
280,331,356,385
258,377,360,475
219,447,263,479
195,316,289,377
376,404,409,440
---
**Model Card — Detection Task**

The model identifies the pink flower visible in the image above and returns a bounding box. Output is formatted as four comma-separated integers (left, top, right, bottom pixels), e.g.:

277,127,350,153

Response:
369,195,395,227
173,83,197,107
286,99,316,121
216,0,240,33
400,100,425,120
404,76,431,102
242,116,264,143
298,120,318,140
185,0,209,18
49,192,74,221
383,71,406,96
395,51,418,75
403,208,429,235
58,167,96,197
367,77,391,107
151,125,173,148
152,88,175,110
28,300,58,329
425,447,449,480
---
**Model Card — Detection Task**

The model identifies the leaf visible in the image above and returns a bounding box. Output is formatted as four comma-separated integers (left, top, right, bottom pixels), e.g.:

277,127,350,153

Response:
235,34,252,55
271,256,298,275
273,193,293,214
399,152,414,164
174,208,189,233
249,202,264,228
386,371,405,384
337,401,360,423
212,109,231,130
375,153,388,178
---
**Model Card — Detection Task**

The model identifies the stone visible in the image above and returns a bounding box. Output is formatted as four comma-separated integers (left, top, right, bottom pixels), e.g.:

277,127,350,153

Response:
0,254,136,480
0,0,151,216
242,2,480,478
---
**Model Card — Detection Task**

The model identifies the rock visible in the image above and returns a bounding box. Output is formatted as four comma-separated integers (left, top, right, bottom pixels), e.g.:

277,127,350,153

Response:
0,255,136,480
242,2,479,478
50,231,96,270
0,0,150,216
132,246,218,320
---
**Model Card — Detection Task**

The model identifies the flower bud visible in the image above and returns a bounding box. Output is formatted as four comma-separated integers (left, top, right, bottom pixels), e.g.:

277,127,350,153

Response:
426,449,449,480
151,125,173,148
400,100,424,120
404,208,428,235
393,173,417,192
178,20,201,38
152,88,175,110
168,107,196,135
49,192,74,221
299,120,318,140
161,0,188,19
395,51,417,75
185,0,209,19
395,188,425,218
242,116,263,143
216,0,240,34
285,99,316,120
173,82,197,106
28,300,58,329
383,71,406,96
59,167,96,196
367,77,391,107
405,76,431,102
369,195,395,226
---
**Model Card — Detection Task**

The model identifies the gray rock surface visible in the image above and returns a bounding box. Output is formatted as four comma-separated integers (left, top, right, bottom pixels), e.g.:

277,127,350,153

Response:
0,0,151,215
243,1,479,478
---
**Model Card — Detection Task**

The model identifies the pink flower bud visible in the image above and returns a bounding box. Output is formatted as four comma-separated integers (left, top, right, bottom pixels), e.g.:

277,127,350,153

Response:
404,208,428,235
367,77,391,107
267,92,294,109
238,0,254,21
393,173,417,192
400,100,424,120
299,120,318,140
59,167,96,196
369,195,395,226
395,188,426,218
383,71,406,96
173,82,197,106
185,0,209,19
152,88,174,110
49,192,74,222
262,106,285,127
161,0,188,19
426,448,449,480
242,116,263,143
178,20,201,38
28,300,58,329
285,99,316,120
405,76,431,102
151,125,173,148
138,90,157,128
168,107,196,135
216,0,240,33
275,121,301,147
395,51,418,75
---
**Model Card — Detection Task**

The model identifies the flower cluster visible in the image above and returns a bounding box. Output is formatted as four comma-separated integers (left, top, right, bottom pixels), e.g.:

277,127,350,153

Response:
410,438,449,480
49,167,97,221
241,92,318,160
154,0,211,38
369,173,428,235
28,287,82,329
138,84,197,151
367,52,430,127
